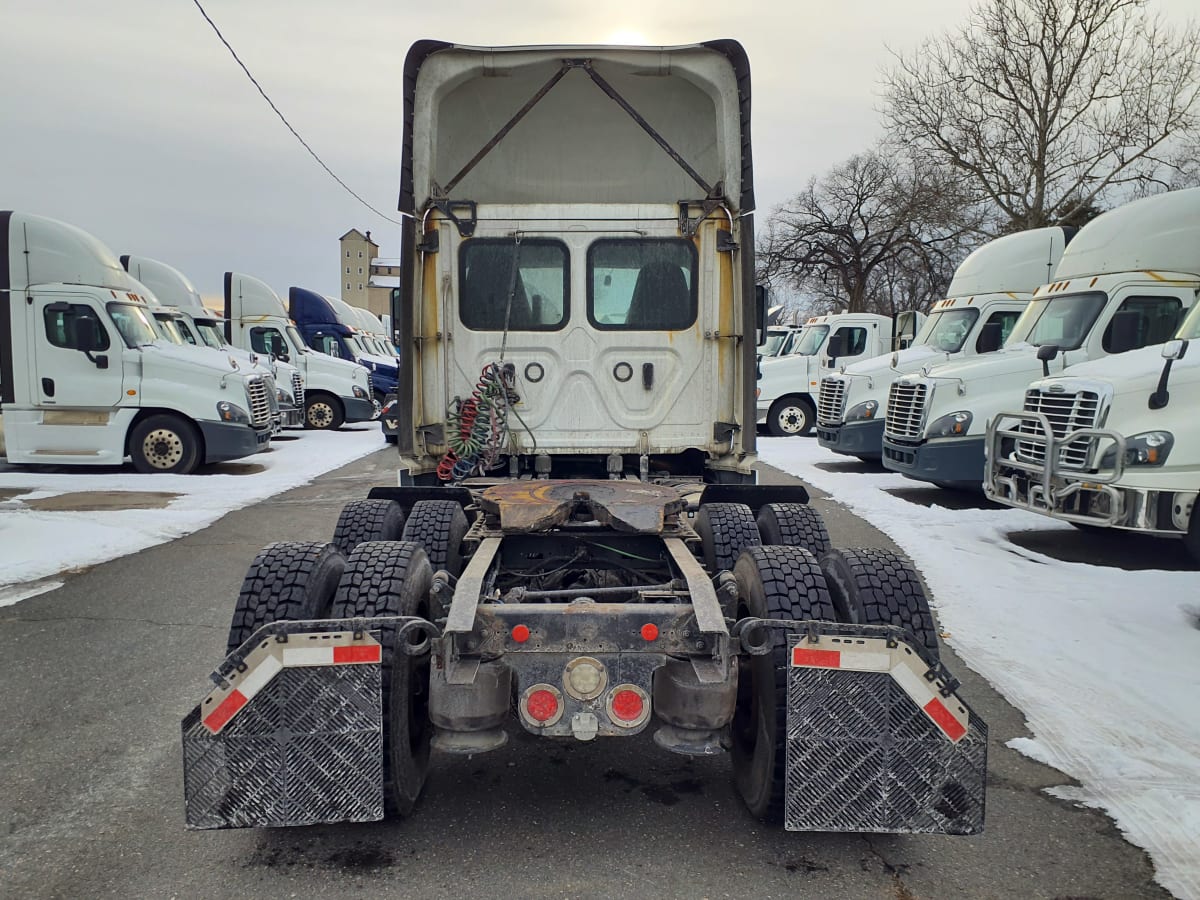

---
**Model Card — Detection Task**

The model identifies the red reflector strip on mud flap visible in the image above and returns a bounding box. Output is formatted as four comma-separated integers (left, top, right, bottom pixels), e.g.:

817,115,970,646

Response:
784,630,986,835
182,627,385,830
200,632,383,735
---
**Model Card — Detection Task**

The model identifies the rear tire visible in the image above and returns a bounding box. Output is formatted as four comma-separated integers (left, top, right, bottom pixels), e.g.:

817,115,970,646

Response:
129,414,202,474
767,397,815,437
304,392,344,430
331,540,434,817
332,499,406,556
756,503,831,557
819,547,940,662
695,503,761,573
402,500,470,576
731,546,835,822
226,542,345,652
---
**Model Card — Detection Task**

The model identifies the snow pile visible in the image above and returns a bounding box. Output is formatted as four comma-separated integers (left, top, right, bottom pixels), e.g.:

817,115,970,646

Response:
759,437,1200,899
0,427,383,605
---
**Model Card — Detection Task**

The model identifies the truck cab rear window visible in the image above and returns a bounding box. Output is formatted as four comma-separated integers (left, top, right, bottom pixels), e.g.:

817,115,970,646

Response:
459,239,568,331
588,239,697,330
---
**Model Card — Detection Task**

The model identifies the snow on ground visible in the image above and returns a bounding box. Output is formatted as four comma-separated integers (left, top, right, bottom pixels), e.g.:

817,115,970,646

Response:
0,426,384,606
759,437,1200,900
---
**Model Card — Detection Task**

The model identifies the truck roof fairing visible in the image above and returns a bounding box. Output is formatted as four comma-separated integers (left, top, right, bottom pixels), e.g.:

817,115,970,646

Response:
121,254,207,313
946,226,1072,298
398,40,754,214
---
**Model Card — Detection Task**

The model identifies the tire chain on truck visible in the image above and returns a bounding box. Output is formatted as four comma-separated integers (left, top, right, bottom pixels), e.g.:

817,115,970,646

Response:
332,499,407,557
226,541,345,653
400,500,469,577
330,540,434,817
732,545,835,822
695,502,761,573
819,547,940,663
755,502,831,557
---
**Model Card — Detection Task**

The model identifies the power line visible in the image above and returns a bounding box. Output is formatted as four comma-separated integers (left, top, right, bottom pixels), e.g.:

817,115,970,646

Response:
189,0,407,225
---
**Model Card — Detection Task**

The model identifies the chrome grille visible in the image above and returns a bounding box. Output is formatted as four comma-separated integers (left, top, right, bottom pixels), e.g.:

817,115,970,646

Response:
291,371,304,407
884,382,928,440
366,373,374,398
817,377,848,426
1015,388,1101,469
246,378,272,427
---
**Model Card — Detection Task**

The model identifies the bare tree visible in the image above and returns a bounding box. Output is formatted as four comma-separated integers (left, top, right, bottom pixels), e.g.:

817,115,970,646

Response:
757,150,979,315
882,0,1200,230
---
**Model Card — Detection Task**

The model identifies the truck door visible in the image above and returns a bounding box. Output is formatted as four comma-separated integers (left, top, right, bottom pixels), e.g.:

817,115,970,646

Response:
32,295,124,408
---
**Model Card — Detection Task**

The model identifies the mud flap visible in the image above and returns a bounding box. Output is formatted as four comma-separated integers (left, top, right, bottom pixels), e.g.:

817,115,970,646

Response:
784,628,987,834
181,627,386,830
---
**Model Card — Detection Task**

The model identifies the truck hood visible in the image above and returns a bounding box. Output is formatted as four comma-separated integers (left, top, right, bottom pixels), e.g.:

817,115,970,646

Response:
758,355,816,399
302,351,368,384
140,342,253,382
841,345,943,378
357,353,400,375
1038,343,1200,397
899,346,1047,386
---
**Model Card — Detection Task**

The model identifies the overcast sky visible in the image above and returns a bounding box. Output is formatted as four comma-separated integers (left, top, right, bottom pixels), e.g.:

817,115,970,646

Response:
2,0,1194,303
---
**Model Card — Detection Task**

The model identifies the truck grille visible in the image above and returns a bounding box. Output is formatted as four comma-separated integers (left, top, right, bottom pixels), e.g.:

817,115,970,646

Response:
366,373,374,398
291,371,304,407
1015,388,1101,469
817,377,847,426
246,378,272,427
884,382,928,441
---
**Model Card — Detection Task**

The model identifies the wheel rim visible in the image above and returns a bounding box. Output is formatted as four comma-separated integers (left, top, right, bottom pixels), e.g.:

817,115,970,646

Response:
776,406,808,434
309,402,334,428
141,428,184,469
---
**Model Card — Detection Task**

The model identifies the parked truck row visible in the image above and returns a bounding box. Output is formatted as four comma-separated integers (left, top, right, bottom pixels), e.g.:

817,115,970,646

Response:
0,211,388,473
764,187,1200,560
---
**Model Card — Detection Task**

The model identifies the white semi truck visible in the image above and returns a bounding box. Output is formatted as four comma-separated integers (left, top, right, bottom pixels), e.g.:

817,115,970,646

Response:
757,310,922,436
121,254,305,429
985,299,1200,560
182,40,985,838
816,227,1070,459
223,273,375,430
0,211,272,472
882,188,1200,489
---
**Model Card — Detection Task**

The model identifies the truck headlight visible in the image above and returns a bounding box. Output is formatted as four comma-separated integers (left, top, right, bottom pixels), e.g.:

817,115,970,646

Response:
353,385,368,399
275,386,291,405
1100,431,1173,468
928,411,972,438
216,401,250,424
846,400,879,422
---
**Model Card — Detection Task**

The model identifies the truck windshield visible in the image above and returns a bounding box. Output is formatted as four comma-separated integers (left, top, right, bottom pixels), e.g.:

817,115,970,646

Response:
107,302,160,347
194,321,227,349
1175,302,1200,340
763,330,790,356
790,325,828,356
920,308,980,353
175,319,199,345
153,314,185,345
1024,292,1107,350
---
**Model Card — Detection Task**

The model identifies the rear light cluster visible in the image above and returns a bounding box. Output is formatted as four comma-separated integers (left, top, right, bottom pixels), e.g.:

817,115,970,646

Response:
518,656,651,730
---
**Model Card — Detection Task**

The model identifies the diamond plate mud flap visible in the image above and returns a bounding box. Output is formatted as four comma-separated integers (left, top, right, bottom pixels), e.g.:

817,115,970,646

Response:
784,626,987,834
182,625,386,830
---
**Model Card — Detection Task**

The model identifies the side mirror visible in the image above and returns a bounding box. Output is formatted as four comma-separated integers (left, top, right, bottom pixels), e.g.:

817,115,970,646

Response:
71,315,103,353
276,350,289,363
755,285,767,346
1162,338,1187,361
826,332,847,363
976,321,1003,354
1106,309,1141,354
1036,343,1059,377
1150,339,1189,410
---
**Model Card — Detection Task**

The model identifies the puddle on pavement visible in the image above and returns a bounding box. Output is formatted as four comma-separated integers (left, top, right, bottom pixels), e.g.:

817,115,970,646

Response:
199,463,268,475
0,489,29,502
887,487,1004,511
813,459,887,475
22,491,180,512
1008,528,1197,572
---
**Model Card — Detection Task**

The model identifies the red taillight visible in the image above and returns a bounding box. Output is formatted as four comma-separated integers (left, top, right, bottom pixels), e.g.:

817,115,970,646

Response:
606,684,650,727
640,623,659,641
527,689,558,722
511,624,530,643
521,683,564,727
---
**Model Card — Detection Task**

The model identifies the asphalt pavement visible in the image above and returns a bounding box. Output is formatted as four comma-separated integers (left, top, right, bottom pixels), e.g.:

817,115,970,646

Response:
0,447,1169,899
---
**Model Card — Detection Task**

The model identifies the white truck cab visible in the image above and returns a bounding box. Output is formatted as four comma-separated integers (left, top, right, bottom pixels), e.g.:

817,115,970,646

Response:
816,227,1069,459
882,188,1200,489
986,299,1200,559
120,255,305,429
757,311,922,436
0,212,273,472
223,272,374,430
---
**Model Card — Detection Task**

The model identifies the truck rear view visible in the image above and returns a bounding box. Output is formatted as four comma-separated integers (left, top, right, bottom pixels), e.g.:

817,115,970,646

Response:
181,41,986,838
